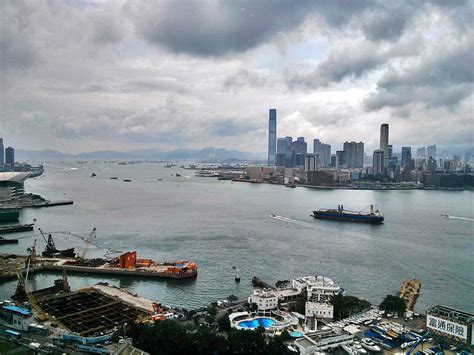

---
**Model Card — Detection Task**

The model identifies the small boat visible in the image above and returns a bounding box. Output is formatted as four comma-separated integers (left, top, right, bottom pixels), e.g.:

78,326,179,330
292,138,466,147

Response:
0,236,19,245
110,177,118,180
91,173,96,177
286,183,296,188
123,179,132,182
176,173,181,177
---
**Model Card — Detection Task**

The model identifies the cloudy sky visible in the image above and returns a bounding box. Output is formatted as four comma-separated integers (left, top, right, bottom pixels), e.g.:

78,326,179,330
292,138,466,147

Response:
1,0,473,154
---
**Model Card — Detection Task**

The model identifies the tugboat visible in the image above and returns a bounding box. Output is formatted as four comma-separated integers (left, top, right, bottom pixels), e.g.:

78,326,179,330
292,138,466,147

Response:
312,204,384,224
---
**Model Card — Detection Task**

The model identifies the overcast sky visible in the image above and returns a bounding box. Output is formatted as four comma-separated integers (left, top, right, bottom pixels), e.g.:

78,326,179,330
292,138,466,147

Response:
1,0,473,154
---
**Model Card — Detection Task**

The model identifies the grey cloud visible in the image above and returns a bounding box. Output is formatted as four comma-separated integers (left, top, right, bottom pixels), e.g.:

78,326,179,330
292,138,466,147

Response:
365,36,474,110
222,68,271,89
127,0,378,57
210,119,260,137
286,43,385,89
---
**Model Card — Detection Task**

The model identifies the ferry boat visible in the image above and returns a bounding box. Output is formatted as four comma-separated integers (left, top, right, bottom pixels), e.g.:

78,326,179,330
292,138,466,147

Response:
0,209,20,223
312,205,384,224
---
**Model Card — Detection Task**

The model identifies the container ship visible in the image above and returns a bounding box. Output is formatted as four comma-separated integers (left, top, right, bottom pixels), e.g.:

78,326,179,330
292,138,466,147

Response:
312,205,384,224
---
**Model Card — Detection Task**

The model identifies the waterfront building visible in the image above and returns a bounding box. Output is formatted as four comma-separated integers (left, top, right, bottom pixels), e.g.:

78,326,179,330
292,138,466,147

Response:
248,275,341,331
343,141,364,168
5,147,14,169
304,154,321,172
417,147,426,158
0,172,30,202
335,150,347,170
428,156,437,173
0,138,4,166
427,144,437,160
268,109,277,166
401,147,412,167
380,123,389,169
372,150,384,176
292,276,341,332
275,153,286,167
426,305,473,347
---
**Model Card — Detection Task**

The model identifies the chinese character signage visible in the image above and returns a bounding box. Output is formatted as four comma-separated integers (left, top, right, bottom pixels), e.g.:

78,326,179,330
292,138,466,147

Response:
427,315,467,341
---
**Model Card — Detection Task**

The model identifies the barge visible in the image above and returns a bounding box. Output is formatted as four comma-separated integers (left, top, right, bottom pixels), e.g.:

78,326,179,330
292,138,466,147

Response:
312,205,384,224
38,252,198,280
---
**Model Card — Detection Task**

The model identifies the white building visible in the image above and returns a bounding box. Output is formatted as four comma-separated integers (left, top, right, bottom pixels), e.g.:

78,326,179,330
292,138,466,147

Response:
248,275,341,330
295,330,354,354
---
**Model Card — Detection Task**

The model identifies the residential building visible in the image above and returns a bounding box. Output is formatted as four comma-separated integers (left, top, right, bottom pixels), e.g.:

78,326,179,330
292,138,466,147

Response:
401,147,412,167
417,147,426,158
380,123,389,169
268,109,277,165
0,138,4,165
373,150,384,176
335,150,347,170
427,144,437,160
5,147,15,169
343,141,364,168
313,139,331,167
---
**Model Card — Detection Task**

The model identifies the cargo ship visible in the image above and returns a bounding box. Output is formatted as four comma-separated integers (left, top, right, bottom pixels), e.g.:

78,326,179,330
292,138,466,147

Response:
312,205,384,224
0,209,20,223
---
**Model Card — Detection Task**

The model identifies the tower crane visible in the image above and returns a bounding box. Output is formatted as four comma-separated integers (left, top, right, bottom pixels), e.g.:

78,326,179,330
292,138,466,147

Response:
78,228,97,260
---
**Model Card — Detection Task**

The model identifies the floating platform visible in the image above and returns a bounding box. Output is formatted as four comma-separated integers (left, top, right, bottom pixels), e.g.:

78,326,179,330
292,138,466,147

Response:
0,224,34,234
30,200,74,208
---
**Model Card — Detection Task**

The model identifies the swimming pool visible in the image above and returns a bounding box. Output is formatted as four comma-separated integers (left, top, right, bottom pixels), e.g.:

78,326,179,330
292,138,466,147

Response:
289,331,304,338
236,317,276,329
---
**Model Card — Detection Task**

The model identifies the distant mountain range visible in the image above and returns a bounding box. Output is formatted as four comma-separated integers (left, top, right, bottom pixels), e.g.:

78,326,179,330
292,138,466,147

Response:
16,147,265,162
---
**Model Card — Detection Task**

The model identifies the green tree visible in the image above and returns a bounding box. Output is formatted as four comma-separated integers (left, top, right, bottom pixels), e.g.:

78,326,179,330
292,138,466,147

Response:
217,314,231,331
330,294,371,320
380,295,406,315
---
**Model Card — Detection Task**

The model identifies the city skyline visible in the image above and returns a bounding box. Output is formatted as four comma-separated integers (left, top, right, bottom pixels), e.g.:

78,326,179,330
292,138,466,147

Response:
1,1,472,155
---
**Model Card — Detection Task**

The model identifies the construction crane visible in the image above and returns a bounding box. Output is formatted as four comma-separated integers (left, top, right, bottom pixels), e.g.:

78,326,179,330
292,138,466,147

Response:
78,228,97,260
15,258,48,321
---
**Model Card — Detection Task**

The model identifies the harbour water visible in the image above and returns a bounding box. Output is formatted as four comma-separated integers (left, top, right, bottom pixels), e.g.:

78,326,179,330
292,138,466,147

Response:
0,162,472,313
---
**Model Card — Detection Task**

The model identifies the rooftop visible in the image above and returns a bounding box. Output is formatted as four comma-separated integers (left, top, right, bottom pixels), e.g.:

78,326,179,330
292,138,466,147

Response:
0,172,31,183
2,305,31,316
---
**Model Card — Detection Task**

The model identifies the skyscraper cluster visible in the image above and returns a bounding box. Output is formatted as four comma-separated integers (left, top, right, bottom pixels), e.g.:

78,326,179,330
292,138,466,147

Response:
266,111,450,181
0,138,15,169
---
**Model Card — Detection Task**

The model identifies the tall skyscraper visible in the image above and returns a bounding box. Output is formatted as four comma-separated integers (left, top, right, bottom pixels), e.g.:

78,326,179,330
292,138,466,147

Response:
401,147,412,167
267,109,277,166
417,147,426,158
427,144,437,160
380,123,389,169
0,138,4,165
343,141,364,168
5,147,14,168
373,150,385,175
277,138,288,155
